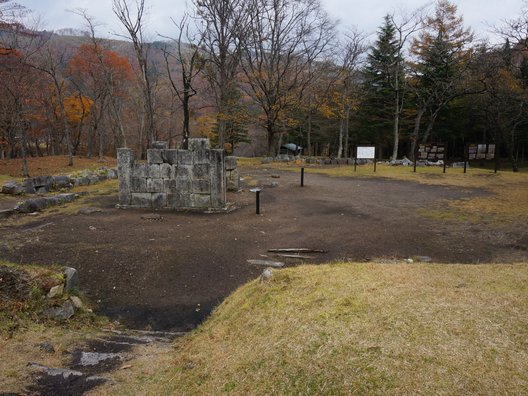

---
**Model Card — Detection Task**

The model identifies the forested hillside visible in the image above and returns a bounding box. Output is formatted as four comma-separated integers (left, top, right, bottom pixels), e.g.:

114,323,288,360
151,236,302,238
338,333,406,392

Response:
1,0,527,170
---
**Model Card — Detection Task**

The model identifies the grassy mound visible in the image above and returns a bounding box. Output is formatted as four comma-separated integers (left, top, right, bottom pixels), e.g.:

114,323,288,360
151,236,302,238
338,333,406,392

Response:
112,262,528,395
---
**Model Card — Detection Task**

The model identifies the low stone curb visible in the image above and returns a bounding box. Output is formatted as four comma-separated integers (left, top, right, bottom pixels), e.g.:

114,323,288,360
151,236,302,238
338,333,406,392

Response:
1,167,118,197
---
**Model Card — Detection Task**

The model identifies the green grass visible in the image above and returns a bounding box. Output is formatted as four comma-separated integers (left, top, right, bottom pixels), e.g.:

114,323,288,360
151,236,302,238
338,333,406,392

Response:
94,262,528,395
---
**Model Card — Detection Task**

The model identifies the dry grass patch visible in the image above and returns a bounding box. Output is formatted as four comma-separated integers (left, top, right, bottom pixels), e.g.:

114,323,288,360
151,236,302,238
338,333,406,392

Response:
0,155,116,179
97,262,528,395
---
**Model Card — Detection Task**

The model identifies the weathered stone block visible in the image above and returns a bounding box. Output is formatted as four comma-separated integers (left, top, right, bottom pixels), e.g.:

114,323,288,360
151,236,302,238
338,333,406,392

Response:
15,197,48,213
2,181,23,195
192,179,210,194
88,176,100,185
148,164,161,179
132,177,147,193
167,192,192,208
227,169,240,191
131,193,152,207
23,179,36,194
64,267,78,291
118,147,134,205
188,138,210,151
225,156,237,171
147,178,164,193
177,150,193,165
147,149,163,164
175,165,192,179
193,149,211,164
173,177,191,192
192,164,210,179
134,163,148,178
160,163,172,179
164,150,179,165
209,149,226,209
52,175,72,189
151,193,167,208
191,193,211,208
151,141,168,150
33,176,53,189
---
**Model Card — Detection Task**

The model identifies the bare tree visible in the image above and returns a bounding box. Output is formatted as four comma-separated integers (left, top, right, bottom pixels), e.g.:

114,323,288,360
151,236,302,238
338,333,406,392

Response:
113,0,156,151
240,0,336,155
194,0,248,150
161,14,205,149
336,28,366,158
387,7,424,160
33,41,75,166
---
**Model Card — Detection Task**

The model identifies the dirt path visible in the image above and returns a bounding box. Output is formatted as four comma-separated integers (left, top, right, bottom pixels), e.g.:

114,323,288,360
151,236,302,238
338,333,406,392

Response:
1,168,526,331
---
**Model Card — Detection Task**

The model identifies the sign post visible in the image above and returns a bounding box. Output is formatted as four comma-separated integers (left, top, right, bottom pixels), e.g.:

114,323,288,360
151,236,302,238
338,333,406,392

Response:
356,146,376,172
415,143,447,173
466,143,497,174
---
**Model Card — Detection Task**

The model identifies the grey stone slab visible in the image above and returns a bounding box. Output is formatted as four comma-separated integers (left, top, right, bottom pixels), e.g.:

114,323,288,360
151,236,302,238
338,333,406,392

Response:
193,149,211,164
167,192,192,208
177,150,193,165
56,193,76,203
151,141,168,150
192,179,211,194
225,156,237,171
118,148,134,206
192,164,210,179
52,175,72,189
191,193,211,208
23,179,36,194
15,197,49,213
151,193,167,208
131,193,152,207
173,177,191,192
147,178,164,193
147,149,163,164
132,177,147,193
209,149,226,209
148,164,161,179
134,163,148,178
88,176,100,185
164,150,179,165
2,181,23,195
175,165,192,179
33,175,53,188
227,169,240,191
160,163,172,179
188,138,210,151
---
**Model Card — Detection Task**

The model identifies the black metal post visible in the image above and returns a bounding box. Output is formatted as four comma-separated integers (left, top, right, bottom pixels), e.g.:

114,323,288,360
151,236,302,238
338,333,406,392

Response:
354,158,357,172
256,190,261,215
443,143,447,174
463,144,468,174
301,167,305,187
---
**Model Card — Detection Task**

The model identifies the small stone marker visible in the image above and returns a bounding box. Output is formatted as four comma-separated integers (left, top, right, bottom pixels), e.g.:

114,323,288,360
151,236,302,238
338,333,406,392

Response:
247,259,284,268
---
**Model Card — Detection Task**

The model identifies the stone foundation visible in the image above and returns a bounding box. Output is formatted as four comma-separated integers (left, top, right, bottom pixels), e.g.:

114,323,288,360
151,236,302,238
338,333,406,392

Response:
117,139,227,210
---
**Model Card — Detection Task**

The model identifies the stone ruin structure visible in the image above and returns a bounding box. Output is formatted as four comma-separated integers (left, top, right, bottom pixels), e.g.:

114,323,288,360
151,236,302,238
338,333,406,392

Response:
117,138,238,210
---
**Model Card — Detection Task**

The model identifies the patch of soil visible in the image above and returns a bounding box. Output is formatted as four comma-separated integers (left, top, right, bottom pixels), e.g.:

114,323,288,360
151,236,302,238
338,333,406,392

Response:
1,169,526,332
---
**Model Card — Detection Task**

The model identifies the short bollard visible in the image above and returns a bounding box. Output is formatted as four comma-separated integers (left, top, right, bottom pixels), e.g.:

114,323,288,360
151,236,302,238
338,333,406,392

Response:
250,188,262,215
301,167,305,187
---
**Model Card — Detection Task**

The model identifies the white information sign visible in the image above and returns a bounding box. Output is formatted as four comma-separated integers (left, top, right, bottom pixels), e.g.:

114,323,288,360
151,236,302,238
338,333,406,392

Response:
356,146,376,159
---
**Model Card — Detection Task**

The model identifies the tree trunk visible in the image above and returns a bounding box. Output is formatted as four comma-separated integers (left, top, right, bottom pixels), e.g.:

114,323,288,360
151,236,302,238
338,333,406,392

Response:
392,89,400,161
337,117,344,158
344,106,350,158
410,108,425,160
306,112,312,156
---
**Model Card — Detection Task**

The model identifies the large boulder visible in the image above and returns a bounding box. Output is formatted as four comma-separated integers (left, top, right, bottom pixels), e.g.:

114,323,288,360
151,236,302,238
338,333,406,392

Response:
2,181,24,195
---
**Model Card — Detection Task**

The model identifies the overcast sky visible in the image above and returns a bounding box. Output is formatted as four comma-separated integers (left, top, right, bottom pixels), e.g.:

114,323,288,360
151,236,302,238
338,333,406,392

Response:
17,0,526,43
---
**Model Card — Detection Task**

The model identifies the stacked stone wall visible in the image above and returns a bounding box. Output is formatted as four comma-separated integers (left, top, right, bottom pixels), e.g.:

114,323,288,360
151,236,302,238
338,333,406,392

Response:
117,139,226,210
